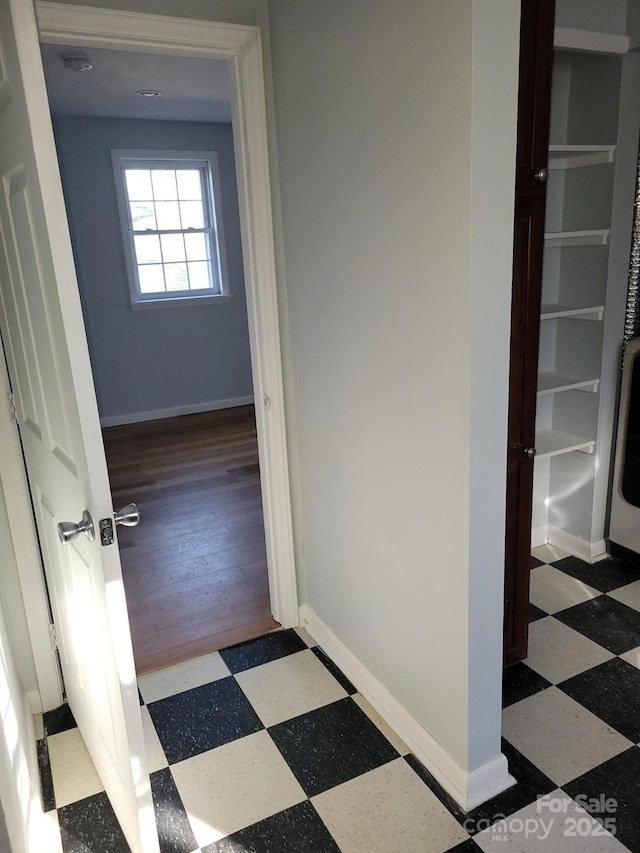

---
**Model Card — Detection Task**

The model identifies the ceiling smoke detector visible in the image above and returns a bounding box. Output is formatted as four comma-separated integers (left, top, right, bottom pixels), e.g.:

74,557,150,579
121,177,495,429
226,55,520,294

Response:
137,90,162,98
63,55,93,72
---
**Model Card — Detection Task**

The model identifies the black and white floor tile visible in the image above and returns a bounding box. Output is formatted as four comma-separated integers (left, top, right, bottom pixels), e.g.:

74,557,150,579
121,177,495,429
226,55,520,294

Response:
36,548,640,851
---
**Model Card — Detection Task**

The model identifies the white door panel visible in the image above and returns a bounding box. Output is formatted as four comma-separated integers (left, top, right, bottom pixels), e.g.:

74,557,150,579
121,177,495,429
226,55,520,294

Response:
0,1,158,850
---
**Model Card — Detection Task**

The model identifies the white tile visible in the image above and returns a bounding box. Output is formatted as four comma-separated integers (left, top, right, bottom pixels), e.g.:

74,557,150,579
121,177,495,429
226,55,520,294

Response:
620,646,640,669
351,694,410,756
47,728,104,808
171,730,305,848
235,649,347,727
529,565,601,615
525,617,613,683
312,757,468,853
531,544,569,564
140,705,168,773
608,579,640,612
502,688,630,786
138,652,230,703
474,788,627,851
294,625,316,647
34,713,44,741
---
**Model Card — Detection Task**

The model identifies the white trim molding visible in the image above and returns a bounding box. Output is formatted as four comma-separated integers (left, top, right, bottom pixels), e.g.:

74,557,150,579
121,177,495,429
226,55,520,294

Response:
99,396,255,428
26,690,43,716
530,525,548,549
547,526,608,564
533,524,609,563
35,2,299,628
299,605,515,811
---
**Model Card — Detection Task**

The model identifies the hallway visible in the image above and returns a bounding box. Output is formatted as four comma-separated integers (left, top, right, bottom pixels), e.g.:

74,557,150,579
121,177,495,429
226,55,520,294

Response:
35,546,640,851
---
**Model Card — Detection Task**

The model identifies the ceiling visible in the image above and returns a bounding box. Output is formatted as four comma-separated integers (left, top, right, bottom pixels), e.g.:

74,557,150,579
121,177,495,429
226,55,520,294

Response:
40,43,232,123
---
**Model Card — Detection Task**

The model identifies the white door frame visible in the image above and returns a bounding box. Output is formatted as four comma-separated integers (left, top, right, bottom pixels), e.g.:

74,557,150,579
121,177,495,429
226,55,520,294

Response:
20,1,299,703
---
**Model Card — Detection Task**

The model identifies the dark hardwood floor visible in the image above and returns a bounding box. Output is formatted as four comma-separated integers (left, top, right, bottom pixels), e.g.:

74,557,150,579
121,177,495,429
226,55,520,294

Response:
102,405,279,675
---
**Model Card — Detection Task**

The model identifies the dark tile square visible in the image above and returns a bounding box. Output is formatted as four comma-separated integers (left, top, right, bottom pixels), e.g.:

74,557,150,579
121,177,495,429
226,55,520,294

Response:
564,747,640,852
269,697,398,796
529,603,547,623
37,738,55,812
554,596,640,654
448,840,482,852
219,629,307,674
311,647,356,695
147,677,263,763
558,657,640,741
552,555,640,593
404,738,555,831
58,791,129,852
150,768,198,853
203,800,340,852
530,556,545,569
502,662,551,708
43,703,77,736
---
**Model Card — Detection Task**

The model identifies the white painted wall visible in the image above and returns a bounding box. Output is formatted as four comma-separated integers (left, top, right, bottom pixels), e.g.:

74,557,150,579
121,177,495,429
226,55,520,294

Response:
268,0,519,776
467,0,520,769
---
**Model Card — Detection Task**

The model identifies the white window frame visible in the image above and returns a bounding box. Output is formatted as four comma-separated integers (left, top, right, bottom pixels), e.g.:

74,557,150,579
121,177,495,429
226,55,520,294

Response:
111,148,231,308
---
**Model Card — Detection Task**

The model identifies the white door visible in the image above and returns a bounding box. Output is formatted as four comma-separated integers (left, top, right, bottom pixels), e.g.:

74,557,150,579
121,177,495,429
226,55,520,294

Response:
0,1,159,850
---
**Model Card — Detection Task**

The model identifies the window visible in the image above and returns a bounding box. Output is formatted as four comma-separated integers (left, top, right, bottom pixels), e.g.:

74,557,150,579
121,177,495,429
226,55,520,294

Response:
111,149,230,307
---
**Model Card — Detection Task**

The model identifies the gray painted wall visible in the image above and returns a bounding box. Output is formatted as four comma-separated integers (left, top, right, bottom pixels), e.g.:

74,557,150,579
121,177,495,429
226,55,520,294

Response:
53,117,253,423
0,805,12,853
267,0,519,774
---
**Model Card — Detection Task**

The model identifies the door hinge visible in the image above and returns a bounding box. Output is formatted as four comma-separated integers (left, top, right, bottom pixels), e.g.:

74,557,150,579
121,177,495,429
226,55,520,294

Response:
49,623,58,651
7,392,18,425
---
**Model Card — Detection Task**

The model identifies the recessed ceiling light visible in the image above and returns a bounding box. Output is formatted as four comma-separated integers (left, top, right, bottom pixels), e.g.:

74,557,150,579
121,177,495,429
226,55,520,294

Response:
63,55,93,72
137,90,162,98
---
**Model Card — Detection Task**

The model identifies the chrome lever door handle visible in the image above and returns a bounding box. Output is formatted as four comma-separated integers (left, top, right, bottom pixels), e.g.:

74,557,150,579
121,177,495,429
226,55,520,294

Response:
114,502,140,527
57,510,95,544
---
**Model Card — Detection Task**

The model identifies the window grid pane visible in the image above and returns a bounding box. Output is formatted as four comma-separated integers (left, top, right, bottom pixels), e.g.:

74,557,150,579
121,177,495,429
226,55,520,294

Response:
138,264,165,293
123,161,219,298
151,169,178,200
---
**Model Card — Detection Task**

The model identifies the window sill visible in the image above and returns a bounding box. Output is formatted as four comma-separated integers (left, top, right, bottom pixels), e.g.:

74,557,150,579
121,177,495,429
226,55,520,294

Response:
130,294,233,310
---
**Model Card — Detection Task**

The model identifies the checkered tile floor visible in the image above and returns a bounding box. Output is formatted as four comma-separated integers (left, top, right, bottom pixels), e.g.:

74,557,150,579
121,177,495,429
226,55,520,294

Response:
36,546,640,851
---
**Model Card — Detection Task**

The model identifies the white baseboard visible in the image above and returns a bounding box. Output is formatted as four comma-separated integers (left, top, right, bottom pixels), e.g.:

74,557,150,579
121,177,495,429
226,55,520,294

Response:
531,526,548,548
25,690,42,715
547,526,608,564
99,396,254,428
299,605,515,811
531,525,608,564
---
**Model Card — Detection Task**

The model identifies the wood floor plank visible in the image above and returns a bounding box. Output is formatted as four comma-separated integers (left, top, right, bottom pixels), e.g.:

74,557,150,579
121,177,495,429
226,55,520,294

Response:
103,406,279,675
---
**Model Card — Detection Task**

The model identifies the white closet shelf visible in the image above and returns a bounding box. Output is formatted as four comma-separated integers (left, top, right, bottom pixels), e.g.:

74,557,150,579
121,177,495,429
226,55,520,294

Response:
554,27,629,55
535,429,595,459
544,229,609,248
537,371,599,395
540,303,604,321
548,145,615,170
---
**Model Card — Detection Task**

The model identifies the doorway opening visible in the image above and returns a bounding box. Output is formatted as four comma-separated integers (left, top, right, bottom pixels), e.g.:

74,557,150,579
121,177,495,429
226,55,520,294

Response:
37,25,293,676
